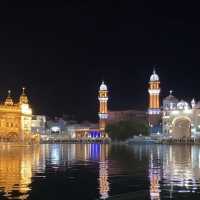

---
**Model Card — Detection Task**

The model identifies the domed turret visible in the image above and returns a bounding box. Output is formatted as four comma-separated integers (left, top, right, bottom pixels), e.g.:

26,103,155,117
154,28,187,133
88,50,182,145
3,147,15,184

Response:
163,90,178,110
150,69,159,82
100,81,107,91
4,90,14,106
177,100,190,110
19,87,29,104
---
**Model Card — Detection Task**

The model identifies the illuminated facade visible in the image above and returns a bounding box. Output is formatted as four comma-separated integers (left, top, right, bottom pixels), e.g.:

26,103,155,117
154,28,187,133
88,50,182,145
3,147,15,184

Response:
98,81,109,131
148,69,161,115
0,88,34,142
162,93,200,139
148,70,162,134
147,69,200,138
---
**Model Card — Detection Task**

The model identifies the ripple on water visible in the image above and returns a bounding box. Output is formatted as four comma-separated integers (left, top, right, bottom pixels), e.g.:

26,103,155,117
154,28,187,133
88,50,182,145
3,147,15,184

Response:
0,144,200,199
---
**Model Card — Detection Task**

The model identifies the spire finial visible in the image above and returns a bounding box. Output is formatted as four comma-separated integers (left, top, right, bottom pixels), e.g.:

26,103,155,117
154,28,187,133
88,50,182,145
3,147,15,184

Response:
153,64,157,74
22,87,26,95
5,89,13,105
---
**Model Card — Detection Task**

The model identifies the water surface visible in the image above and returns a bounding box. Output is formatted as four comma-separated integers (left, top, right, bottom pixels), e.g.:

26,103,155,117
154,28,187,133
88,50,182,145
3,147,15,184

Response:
0,143,200,199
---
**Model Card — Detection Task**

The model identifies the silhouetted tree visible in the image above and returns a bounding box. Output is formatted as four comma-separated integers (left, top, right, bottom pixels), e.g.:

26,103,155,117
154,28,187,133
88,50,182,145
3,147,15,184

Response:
106,120,149,141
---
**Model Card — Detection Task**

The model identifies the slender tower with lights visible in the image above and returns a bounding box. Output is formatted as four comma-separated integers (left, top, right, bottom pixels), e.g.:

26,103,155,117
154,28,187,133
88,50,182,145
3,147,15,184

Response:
148,69,161,131
98,81,109,131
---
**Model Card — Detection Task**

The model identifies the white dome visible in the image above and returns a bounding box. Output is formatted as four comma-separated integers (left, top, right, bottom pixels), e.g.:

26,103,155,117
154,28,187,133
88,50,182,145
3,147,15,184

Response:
191,98,195,104
100,81,107,91
177,100,190,110
150,70,159,82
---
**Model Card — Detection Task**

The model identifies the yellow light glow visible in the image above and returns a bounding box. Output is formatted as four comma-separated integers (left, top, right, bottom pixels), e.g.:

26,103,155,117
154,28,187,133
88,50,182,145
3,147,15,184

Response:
21,104,32,115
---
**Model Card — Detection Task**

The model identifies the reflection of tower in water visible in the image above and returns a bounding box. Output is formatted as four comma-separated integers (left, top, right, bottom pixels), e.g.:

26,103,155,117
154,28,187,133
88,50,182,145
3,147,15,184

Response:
99,160,109,199
75,144,110,199
149,147,161,200
75,144,109,161
98,144,109,199
0,145,41,199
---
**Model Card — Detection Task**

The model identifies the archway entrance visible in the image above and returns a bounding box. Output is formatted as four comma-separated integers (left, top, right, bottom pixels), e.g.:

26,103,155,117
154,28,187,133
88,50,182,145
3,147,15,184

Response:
172,117,191,139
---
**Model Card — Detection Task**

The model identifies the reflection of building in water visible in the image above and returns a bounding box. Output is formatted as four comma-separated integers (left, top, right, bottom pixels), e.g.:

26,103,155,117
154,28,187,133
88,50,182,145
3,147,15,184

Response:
75,144,109,161
149,145,200,199
74,143,110,199
149,146,161,200
43,144,76,166
163,145,199,195
41,144,109,167
97,144,110,199
0,145,41,199
99,160,109,199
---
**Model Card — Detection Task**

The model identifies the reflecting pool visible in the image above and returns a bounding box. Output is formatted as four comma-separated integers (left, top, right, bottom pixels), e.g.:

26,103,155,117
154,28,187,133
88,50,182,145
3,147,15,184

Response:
0,144,200,199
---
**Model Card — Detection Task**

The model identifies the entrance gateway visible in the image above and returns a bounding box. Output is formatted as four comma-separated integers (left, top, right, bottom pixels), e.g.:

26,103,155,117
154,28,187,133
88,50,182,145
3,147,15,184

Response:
171,117,191,139
148,69,200,138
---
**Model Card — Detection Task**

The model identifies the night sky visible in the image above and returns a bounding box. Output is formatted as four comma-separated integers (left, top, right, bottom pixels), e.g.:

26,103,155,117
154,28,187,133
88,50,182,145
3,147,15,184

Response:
0,1,200,121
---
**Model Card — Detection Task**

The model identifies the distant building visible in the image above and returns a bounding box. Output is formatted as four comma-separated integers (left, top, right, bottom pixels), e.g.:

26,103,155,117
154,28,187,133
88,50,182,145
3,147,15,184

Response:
68,81,109,140
46,118,67,135
108,110,147,124
68,122,99,139
42,81,109,140
31,115,46,135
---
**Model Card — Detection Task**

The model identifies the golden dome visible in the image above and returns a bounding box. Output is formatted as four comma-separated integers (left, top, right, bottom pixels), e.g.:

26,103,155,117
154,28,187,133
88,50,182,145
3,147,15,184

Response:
4,90,14,106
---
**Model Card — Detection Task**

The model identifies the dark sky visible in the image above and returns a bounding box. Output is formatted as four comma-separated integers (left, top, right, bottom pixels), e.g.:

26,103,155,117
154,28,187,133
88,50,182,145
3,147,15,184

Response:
0,1,200,121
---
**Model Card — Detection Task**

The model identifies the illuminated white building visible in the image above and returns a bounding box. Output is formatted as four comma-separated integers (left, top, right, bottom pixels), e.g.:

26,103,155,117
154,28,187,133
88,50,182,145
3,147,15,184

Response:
162,91,200,139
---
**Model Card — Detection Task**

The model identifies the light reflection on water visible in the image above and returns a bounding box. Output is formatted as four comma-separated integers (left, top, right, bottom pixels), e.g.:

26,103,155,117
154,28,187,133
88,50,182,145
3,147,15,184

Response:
132,145,200,199
0,144,200,199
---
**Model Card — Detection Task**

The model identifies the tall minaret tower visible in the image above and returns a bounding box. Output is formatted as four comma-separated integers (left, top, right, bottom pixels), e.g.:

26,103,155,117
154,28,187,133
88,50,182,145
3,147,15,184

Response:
148,69,161,115
98,81,109,131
